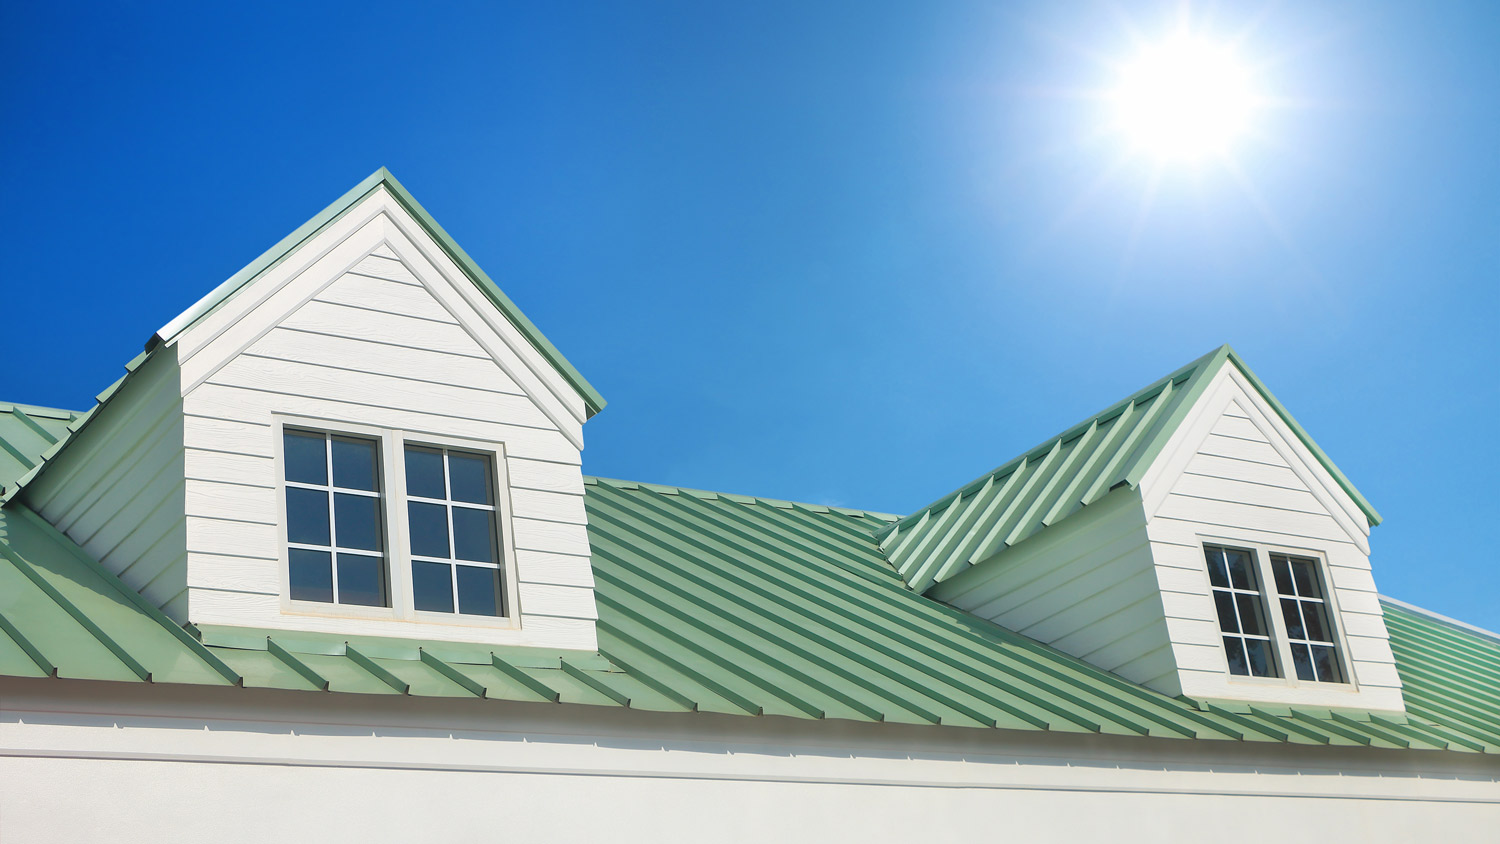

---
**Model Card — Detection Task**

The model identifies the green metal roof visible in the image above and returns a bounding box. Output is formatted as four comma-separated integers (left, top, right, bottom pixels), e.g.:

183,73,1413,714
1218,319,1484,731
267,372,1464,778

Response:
0,353,153,503
0,403,79,493
882,345,1382,593
151,167,605,418
0,471,1491,755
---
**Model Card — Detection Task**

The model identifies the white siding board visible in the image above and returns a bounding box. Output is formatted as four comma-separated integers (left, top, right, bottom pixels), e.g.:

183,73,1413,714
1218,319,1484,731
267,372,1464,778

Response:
512,517,592,557
518,582,599,620
349,253,420,285
509,487,588,525
1195,434,1290,468
185,447,276,488
515,550,595,588
185,480,279,523
1170,474,1326,515
1184,454,1306,491
509,458,587,495
314,272,458,324
278,301,490,359
249,328,525,396
186,515,281,560
208,356,560,435
186,553,279,594
183,416,274,458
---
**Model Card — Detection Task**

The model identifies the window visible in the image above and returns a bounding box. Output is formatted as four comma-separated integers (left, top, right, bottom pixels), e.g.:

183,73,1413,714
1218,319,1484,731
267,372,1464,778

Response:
1202,542,1348,685
1271,553,1344,683
405,445,504,617
1204,545,1278,678
283,430,388,607
279,423,512,623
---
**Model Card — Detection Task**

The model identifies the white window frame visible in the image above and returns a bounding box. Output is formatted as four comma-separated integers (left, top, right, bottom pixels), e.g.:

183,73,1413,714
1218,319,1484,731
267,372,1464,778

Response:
1198,536,1358,691
273,414,522,629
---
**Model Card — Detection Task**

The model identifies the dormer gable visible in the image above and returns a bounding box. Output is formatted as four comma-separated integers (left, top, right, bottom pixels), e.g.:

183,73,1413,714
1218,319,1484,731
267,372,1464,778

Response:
909,347,1403,712
12,170,602,651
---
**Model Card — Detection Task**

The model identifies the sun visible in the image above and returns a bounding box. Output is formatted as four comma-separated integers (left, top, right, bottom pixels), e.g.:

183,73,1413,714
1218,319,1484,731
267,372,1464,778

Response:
1110,34,1259,162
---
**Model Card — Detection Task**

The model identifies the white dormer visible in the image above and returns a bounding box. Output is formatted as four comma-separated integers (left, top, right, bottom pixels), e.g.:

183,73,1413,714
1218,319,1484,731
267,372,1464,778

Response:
900,347,1403,712
16,170,602,650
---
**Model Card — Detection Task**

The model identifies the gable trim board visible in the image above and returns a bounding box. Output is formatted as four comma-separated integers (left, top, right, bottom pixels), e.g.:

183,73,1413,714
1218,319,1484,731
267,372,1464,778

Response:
153,167,605,419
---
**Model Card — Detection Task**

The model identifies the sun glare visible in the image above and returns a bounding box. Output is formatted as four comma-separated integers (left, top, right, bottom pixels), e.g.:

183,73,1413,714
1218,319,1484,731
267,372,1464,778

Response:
1111,35,1258,161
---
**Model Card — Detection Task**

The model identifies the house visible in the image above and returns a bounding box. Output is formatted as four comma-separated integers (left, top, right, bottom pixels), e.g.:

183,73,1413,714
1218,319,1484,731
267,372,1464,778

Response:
0,169,1495,842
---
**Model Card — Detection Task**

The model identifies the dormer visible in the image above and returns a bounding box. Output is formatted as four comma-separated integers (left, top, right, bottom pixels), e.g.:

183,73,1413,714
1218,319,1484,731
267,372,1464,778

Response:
9,169,603,650
887,346,1404,712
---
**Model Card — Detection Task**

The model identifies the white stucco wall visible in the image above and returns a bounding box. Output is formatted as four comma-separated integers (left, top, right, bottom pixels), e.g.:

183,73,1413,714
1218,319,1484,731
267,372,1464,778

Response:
2,678,1495,843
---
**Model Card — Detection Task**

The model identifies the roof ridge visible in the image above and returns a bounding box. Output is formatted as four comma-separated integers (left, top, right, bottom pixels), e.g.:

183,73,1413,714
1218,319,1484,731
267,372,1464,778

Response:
583,475,901,521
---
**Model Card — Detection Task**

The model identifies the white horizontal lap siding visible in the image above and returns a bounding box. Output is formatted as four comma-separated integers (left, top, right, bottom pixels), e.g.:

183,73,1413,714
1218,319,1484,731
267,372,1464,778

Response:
180,256,595,649
934,490,1175,688
21,354,188,610
1145,392,1402,710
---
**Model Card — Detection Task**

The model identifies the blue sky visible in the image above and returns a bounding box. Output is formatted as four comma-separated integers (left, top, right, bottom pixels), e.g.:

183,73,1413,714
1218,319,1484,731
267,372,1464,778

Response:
3,2,1496,628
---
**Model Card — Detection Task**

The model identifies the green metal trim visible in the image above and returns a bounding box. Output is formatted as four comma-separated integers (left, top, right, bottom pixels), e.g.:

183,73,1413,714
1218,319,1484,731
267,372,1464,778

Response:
149,167,606,418
0,610,56,677
346,644,410,694
266,638,329,691
561,659,630,707
421,649,487,698
489,653,560,703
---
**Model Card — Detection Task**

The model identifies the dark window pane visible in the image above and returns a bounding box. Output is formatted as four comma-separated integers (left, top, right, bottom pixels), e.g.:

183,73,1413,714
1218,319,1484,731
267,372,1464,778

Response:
405,447,445,499
1281,598,1305,638
286,487,330,545
334,493,382,551
1290,558,1321,598
289,549,333,603
1204,547,1229,588
1302,603,1331,643
284,432,327,485
1272,556,1294,595
456,565,501,616
1245,639,1277,678
331,437,379,491
448,453,492,505
412,561,454,613
452,507,495,563
1291,642,1315,681
1225,549,1254,590
337,554,386,607
408,502,450,558
1213,591,1239,633
1236,593,1266,636
1223,637,1249,676
1311,645,1342,683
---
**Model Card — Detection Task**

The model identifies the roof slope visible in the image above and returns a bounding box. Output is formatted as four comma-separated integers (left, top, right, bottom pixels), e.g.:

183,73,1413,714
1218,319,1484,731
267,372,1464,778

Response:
0,403,79,493
882,345,1382,593
152,168,605,417
0,474,1491,754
